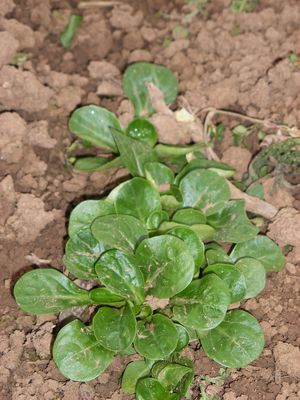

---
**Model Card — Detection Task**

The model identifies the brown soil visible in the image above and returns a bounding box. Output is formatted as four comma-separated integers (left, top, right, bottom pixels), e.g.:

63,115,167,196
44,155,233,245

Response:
0,0,300,399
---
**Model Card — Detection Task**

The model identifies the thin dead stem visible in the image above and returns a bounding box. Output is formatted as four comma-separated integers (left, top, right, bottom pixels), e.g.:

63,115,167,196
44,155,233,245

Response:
78,1,121,9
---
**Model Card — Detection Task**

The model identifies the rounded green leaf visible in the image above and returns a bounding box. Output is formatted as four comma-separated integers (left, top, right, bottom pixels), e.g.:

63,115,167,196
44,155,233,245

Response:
167,226,204,272
190,224,216,241
235,258,266,299
199,310,265,368
157,363,192,392
136,235,194,298
144,162,174,187
207,200,258,243
134,314,179,360
206,244,231,265
53,320,114,381
136,378,178,400
91,214,148,253
174,158,235,184
89,287,125,306
230,235,285,271
14,269,91,315
121,361,150,394
108,178,161,224
68,105,122,151
95,249,145,305
174,324,190,352
126,118,158,147
64,227,105,280
203,263,247,303
179,169,230,215
146,210,169,230
172,274,230,331
123,62,178,117
172,208,206,225
92,303,137,351
68,199,114,237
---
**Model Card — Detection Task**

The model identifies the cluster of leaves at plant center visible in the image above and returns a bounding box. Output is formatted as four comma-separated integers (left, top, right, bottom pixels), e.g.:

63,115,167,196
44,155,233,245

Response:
14,62,285,400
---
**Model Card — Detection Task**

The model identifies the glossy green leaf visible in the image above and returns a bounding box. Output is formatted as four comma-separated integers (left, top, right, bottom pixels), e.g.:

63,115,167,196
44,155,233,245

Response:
112,128,158,176
199,310,265,368
172,208,206,225
53,320,114,381
89,287,125,306
136,378,178,400
108,178,161,224
167,226,204,272
95,249,145,305
146,210,169,230
174,158,235,184
206,244,231,265
230,235,285,271
172,274,230,331
203,263,247,303
93,303,136,351
207,200,258,243
136,235,194,298
144,162,174,187
126,118,158,147
155,143,205,172
174,324,190,352
171,357,194,398
160,190,182,214
64,227,105,280
68,199,114,237
69,105,121,151
134,314,179,360
122,361,150,394
157,363,192,392
190,224,215,241
91,214,148,253
179,169,230,215
14,269,91,315
60,14,82,48
74,156,123,172
235,258,266,299
123,62,178,117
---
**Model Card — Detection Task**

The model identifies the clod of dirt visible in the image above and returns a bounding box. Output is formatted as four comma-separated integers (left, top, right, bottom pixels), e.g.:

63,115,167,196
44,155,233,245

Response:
110,4,144,32
22,148,47,177
96,81,123,97
221,146,252,180
128,49,153,64
63,381,80,400
2,194,62,244
28,121,57,149
0,330,25,370
62,174,88,192
0,19,35,49
73,15,113,61
0,31,19,68
88,61,120,80
151,113,191,144
262,177,294,209
55,86,84,113
273,342,300,379
0,0,15,16
0,112,26,163
0,66,53,112
268,207,300,247
31,322,54,359
0,175,16,225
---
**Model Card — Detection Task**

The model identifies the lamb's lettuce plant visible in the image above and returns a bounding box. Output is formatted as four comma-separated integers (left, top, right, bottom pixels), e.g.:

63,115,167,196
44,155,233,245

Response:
14,62,285,400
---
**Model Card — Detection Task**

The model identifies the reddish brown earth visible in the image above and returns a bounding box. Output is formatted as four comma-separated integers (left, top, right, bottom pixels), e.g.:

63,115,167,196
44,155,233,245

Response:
0,0,300,399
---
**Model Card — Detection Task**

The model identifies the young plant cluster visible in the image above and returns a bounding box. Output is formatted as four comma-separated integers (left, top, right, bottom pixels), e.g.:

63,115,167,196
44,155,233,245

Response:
14,63,285,400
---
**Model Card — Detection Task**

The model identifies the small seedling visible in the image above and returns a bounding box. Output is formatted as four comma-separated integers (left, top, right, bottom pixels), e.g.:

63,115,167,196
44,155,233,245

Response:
288,52,300,67
230,0,258,13
14,63,285,400
60,14,82,48
232,124,249,146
